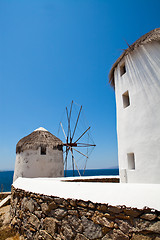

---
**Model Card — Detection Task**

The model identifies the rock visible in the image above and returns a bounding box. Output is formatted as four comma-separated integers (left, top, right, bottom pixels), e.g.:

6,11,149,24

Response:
114,223,119,229
123,208,142,217
68,210,78,216
39,230,53,240
52,209,67,219
79,210,90,217
140,213,157,221
115,213,130,220
21,197,28,210
53,234,62,240
48,201,57,211
133,219,150,232
131,234,152,240
28,214,40,229
3,210,11,225
81,216,102,239
61,219,74,239
77,201,88,208
97,204,108,212
30,227,36,232
1,206,11,226
53,197,64,204
11,217,17,226
113,229,129,240
92,212,114,228
102,231,113,240
25,229,33,239
68,215,83,233
115,219,132,234
104,213,115,220
147,221,160,234
70,199,77,207
41,203,49,214
26,199,35,212
19,236,25,240
88,203,96,209
108,206,122,214
43,217,57,236
85,211,94,218
75,233,89,240
35,210,42,218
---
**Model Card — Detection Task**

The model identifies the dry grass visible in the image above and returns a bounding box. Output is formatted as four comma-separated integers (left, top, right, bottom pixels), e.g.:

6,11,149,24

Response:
0,225,20,240
0,205,21,240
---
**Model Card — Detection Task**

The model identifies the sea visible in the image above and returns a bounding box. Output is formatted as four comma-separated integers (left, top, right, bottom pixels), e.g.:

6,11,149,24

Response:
0,169,119,192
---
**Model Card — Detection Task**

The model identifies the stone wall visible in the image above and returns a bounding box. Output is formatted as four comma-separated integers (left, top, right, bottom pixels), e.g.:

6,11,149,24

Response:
11,186,160,240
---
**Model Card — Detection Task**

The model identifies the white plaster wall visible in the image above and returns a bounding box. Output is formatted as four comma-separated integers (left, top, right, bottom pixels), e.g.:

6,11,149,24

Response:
13,147,64,182
114,42,160,183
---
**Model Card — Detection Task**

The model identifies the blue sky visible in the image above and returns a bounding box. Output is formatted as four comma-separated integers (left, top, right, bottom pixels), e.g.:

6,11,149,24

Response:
0,0,159,170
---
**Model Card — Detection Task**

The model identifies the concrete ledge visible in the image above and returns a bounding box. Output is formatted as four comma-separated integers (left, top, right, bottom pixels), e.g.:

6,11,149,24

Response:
13,177,160,211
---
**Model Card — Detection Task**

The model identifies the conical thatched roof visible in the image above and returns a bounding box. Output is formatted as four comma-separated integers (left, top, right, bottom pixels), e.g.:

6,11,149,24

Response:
109,28,160,87
16,127,63,153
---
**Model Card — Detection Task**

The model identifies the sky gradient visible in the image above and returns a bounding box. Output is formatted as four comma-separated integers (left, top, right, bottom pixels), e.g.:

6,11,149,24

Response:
0,0,160,170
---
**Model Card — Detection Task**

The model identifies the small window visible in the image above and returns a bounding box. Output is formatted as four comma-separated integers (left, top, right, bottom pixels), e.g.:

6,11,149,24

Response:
41,147,46,155
127,153,135,170
120,62,126,76
122,91,130,108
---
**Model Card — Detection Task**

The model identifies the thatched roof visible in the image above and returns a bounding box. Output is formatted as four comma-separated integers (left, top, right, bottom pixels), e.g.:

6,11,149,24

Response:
109,28,160,87
16,127,63,153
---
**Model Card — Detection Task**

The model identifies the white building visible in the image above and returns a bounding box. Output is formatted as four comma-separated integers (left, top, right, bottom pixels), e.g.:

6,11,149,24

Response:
109,28,160,184
13,127,64,181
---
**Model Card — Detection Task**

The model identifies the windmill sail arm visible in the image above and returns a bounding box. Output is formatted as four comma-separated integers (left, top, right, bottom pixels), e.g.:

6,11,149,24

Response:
72,105,82,140
74,127,91,143
66,100,73,139
76,143,96,147
65,144,88,158
60,122,67,140
69,147,81,177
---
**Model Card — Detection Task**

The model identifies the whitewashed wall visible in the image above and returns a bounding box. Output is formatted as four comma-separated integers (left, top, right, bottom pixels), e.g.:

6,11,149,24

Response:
114,42,160,183
13,147,64,182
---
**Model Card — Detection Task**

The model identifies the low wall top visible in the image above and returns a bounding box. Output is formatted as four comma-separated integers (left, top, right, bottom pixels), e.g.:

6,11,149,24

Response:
13,177,160,211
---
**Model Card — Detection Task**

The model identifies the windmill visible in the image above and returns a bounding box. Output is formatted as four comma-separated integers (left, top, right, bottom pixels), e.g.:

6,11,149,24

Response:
59,101,96,177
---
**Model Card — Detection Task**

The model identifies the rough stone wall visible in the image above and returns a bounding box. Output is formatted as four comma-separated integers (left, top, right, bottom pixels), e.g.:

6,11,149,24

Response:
11,186,160,240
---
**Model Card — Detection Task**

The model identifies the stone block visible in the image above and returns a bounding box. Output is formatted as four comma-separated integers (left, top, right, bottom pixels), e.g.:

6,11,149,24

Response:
115,219,132,234
28,214,40,229
75,233,89,240
81,216,102,239
97,204,108,212
113,229,129,240
140,213,157,221
41,203,49,214
61,219,75,239
108,206,122,214
68,210,78,216
48,201,57,211
147,221,160,234
77,201,88,208
68,215,83,233
52,208,67,220
43,217,57,237
88,203,96,209
123,208,142,217
131,234,152,240
70,199,77,207
39,230,53,240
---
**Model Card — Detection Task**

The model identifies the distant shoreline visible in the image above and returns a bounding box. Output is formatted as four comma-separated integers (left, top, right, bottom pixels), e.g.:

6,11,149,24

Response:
0,169,119,192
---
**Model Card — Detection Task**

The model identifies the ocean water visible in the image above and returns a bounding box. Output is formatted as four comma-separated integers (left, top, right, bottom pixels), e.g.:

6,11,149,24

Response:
0,169,119,192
